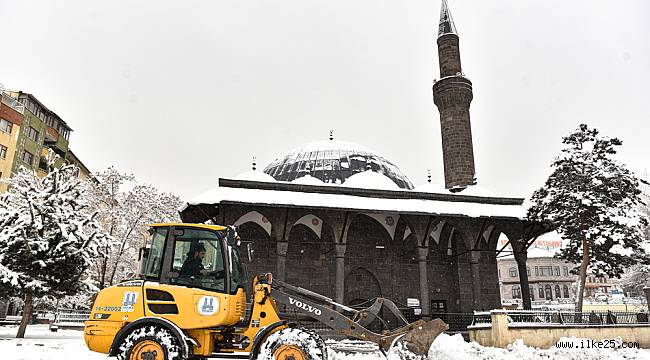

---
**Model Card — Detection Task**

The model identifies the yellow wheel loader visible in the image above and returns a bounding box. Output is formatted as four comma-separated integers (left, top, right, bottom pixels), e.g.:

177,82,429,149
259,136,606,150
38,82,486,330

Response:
84,223,447,360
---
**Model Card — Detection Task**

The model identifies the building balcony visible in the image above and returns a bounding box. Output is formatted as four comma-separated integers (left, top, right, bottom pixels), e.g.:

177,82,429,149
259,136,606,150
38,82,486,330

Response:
1,92,24,114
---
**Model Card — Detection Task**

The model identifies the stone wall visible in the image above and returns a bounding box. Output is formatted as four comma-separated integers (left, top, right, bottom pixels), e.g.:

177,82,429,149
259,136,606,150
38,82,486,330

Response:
469,310,650,348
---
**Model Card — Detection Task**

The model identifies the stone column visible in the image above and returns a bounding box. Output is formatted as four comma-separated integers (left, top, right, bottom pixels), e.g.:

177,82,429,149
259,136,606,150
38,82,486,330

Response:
417,247,431,318
276,241,289,282
511,240,531,310
469,251,482,310
335,244,347,304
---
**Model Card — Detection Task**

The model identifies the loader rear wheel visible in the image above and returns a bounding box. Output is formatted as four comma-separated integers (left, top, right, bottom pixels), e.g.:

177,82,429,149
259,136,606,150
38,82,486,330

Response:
258,328,326,360
117,325,183,360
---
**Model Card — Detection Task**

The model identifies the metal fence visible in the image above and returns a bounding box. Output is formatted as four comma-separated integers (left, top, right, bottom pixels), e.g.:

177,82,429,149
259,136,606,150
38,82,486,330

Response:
52,308,90,326
431,312,475,332
470,310,650,327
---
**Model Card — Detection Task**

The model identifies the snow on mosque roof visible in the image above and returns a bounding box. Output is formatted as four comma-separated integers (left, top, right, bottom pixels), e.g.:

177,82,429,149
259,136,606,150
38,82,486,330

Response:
291,174,326,186
234,170,276,182
343,170,400,190
263,139,414,189
183,178,526,220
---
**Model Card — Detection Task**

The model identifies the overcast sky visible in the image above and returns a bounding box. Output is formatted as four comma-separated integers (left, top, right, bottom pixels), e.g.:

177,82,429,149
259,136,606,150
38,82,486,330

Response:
1,0,648,200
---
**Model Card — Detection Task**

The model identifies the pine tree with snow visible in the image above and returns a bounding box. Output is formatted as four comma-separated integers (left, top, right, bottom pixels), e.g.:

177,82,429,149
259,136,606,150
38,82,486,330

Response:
85,167,182,288
0,151,108,338
528,124,649,312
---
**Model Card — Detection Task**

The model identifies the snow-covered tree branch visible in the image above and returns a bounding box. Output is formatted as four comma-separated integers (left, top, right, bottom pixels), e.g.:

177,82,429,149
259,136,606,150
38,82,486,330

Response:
85,167,182,289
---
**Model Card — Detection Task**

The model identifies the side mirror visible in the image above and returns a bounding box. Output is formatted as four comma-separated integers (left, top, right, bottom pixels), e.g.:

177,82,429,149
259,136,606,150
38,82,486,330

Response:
138,247,150,277
246,242,254,262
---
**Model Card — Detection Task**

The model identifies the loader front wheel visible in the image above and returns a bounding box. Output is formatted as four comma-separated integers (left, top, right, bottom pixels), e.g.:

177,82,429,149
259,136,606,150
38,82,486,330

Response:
117,325,183,360
258,328,326,360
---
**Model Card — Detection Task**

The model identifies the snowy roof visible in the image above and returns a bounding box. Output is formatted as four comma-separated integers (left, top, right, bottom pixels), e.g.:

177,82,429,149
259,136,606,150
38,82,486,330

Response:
343,170,400,190
414,183,496,197
234,170,276,182
263,139,414,189
182,178,527,221
414,182,447,194
291,174,326,186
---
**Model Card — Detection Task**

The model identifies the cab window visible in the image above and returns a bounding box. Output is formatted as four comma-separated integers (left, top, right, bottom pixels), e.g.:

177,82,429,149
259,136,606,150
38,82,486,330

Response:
169,228,226,292
143,227,168,279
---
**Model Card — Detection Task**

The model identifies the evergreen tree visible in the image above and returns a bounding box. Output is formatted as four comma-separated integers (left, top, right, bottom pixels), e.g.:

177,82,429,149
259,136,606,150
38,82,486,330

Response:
528,124,649,312
0,152,108,338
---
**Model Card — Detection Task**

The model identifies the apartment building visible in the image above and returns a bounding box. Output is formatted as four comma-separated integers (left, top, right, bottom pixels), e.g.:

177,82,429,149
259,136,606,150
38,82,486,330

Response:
0,87,90,190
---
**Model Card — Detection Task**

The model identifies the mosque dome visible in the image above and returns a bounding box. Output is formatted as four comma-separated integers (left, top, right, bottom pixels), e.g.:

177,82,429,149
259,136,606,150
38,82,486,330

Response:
263,139,414,189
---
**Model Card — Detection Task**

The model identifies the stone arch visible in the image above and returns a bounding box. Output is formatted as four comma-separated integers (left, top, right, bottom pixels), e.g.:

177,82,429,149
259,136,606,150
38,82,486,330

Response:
344,267,382,305
285,216,336,297
237,220,274,289
355,213,395,243
233,210,272,237
292,214,325,240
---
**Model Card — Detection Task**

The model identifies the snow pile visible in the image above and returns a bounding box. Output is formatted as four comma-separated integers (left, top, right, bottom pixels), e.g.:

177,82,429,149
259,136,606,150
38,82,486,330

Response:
427,333,647,360
292,174,326,186
234,170,277,182
343,170,401,190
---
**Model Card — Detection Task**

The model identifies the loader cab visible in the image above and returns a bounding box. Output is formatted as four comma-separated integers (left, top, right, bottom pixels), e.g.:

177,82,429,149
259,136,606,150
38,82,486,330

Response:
139,223,246,295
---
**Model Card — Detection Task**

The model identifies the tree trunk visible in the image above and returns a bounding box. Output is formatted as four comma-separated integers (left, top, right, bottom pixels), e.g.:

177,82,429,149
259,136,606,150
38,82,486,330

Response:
575,235,590,312
16,292,33,339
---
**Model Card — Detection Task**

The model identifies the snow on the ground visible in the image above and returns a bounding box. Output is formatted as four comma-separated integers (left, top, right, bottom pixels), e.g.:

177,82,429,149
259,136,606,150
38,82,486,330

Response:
1,325,649,360
0,325,104,360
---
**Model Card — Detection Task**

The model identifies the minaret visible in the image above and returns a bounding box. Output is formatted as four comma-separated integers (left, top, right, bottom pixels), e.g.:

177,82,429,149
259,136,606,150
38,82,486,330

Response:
433,0,476,190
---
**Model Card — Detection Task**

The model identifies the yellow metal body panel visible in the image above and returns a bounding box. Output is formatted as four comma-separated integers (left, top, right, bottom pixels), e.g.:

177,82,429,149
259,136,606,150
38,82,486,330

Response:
85,280,145,354
241,282,285,352
84,320,126,354
142,282,245,329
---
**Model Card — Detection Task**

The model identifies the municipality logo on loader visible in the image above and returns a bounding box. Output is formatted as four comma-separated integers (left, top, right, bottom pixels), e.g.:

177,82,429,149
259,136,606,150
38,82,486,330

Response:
121,292,138,312
198,296,219,315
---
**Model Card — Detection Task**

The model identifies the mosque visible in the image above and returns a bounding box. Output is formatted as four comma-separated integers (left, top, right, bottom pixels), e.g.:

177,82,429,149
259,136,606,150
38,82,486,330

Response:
181,1,541,317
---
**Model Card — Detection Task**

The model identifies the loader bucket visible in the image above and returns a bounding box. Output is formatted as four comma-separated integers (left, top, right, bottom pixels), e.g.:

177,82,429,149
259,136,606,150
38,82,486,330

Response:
382,319,448,355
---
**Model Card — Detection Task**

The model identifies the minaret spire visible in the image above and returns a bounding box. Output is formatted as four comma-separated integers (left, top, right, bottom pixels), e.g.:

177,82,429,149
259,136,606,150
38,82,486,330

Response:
438,0,457,37
433,0,476,190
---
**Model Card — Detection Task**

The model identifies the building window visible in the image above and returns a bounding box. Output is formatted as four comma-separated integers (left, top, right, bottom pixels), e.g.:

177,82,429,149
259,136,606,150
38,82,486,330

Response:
563,267,568,277
512,285,521,299
563,285,570,298
530,287,535,301
545,285,553,300
509,268,517,278
539,287,545,298
21,150,34,166
0,144,7,159
554,266,560,276
539,266,553,276
535,266,539,276
0,118,12,133
555,285,561,298
527,267,530,276
27,126,39,141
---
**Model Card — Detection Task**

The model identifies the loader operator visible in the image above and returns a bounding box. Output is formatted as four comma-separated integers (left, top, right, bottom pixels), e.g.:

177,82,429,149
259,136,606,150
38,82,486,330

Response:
180,243,209,277
179,242,225,282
